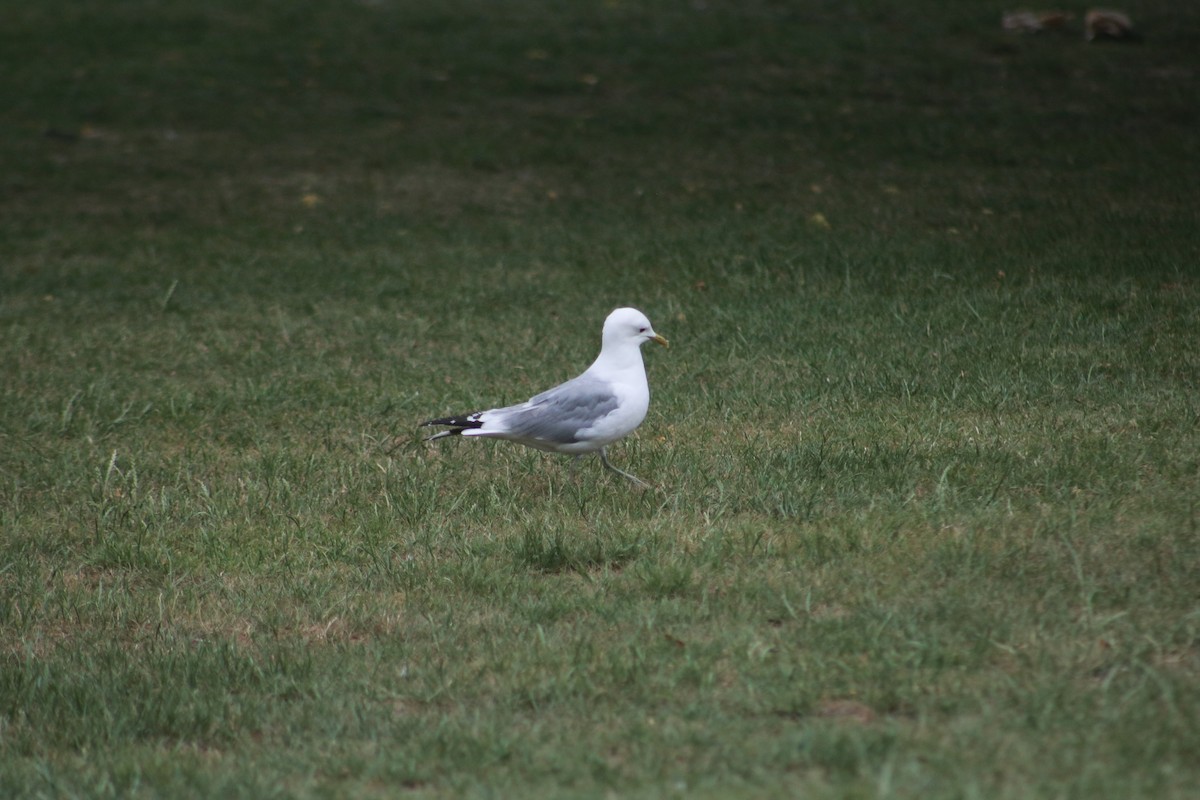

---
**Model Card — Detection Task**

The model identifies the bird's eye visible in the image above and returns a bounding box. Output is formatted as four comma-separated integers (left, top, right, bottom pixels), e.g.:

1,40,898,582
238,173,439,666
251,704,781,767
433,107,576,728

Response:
638,326,647,333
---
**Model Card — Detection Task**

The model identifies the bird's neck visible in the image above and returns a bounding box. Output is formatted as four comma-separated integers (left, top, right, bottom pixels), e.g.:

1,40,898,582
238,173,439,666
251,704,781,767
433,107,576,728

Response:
589,345,645,375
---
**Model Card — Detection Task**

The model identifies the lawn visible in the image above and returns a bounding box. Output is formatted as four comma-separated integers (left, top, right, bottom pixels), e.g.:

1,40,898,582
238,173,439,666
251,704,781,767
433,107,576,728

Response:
1,1,1198,797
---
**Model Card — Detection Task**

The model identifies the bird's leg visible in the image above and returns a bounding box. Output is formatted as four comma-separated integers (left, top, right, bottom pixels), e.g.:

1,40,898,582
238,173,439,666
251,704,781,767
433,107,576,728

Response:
599,447,651,488
568,454,583,483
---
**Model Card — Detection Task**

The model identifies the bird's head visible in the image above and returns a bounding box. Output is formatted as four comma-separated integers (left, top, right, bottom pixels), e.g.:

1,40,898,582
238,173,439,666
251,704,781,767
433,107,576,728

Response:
603,307,669,350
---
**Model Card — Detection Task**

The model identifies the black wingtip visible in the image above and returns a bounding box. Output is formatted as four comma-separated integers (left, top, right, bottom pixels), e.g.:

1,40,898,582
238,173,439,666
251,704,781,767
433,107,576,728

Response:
421,412,485,431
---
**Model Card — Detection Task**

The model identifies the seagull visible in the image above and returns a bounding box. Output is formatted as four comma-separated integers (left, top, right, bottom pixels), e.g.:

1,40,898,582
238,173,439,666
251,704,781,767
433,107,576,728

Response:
421,307,669,487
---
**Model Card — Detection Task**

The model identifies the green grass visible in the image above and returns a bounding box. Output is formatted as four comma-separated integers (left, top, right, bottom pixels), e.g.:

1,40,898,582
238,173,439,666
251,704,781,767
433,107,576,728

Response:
2,0,1199,797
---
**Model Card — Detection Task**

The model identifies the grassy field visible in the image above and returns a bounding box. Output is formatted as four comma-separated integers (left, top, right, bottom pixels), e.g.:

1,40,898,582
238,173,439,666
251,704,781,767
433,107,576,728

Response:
2,0,1198,796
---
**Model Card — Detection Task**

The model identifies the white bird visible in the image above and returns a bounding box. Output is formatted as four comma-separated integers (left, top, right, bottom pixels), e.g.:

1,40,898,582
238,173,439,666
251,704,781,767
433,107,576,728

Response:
421,307,669,487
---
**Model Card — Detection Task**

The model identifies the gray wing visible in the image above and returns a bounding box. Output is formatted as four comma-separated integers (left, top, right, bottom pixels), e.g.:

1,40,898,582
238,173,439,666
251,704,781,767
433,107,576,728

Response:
500,374,619,444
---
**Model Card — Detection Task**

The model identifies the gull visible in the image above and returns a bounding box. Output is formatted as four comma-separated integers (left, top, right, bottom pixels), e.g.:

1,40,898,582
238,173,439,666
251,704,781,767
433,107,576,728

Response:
421,307,668,487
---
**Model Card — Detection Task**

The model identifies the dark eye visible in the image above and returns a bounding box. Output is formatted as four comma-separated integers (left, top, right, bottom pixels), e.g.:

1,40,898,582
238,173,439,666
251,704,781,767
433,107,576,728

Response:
638,326,647,333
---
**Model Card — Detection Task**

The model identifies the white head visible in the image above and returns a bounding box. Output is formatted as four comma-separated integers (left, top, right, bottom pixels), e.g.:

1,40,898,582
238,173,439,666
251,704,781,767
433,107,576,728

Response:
601,307,669,350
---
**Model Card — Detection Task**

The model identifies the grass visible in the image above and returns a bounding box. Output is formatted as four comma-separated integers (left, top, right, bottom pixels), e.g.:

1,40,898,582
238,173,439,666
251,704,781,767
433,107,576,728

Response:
2,0,1199,796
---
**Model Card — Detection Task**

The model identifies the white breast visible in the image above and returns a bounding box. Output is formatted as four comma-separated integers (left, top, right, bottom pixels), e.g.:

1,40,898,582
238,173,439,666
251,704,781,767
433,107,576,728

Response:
573,364,650,447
